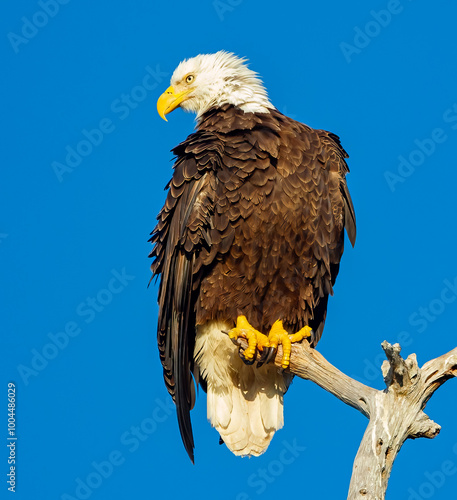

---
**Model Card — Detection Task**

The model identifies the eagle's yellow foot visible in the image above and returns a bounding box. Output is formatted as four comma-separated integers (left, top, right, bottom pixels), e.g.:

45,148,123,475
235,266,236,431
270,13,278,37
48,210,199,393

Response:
228,315,270,364
268,320,312,369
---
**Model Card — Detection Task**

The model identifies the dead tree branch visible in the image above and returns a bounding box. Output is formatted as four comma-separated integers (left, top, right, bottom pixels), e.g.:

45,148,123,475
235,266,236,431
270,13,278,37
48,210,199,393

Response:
232,337,457,500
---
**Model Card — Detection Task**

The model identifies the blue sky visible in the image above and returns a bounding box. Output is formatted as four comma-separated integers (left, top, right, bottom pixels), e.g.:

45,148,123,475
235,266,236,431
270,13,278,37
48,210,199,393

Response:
2,1,457,499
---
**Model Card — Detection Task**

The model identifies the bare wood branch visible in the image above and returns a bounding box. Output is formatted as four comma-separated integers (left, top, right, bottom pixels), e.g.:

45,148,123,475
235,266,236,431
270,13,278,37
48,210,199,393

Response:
232,337,457,500
419,347,457,405
280,340,375,417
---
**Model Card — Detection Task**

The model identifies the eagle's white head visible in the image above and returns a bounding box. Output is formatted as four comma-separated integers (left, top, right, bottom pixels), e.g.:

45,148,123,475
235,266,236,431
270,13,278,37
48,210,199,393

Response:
157,51,274,121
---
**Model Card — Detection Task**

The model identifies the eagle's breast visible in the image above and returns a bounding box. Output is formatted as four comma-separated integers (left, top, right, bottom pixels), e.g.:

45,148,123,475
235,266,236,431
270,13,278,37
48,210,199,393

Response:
193,106,345,333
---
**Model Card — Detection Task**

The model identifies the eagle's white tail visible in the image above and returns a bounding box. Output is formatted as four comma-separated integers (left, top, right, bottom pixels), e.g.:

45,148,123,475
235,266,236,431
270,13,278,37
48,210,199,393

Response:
195,321,288,456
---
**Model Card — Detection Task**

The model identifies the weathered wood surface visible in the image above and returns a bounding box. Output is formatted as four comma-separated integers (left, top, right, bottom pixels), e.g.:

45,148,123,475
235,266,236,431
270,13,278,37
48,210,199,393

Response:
232,337,457,499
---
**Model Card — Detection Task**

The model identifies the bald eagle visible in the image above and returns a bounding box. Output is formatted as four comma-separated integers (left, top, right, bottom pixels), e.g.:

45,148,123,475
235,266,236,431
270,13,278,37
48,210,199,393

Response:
150,51,356,463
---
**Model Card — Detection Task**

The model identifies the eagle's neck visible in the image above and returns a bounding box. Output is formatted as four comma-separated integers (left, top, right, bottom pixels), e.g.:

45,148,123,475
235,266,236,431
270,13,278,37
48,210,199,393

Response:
194,76,274,120
196,104,281,135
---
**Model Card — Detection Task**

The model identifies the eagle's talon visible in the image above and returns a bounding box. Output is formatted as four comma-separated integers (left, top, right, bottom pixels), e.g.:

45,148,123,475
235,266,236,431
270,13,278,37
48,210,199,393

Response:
289,325,313,343
228,315,270,365
256,345,276,367
267,321,312,369
229,317,312,369
239,349,256,365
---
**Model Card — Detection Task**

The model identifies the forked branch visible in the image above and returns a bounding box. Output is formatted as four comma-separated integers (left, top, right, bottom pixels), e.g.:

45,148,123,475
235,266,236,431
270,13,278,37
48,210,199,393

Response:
232,337,457,500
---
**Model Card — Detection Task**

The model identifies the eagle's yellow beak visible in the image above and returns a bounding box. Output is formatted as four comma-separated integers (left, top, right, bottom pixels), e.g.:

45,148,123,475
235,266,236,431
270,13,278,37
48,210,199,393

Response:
157,86,192,121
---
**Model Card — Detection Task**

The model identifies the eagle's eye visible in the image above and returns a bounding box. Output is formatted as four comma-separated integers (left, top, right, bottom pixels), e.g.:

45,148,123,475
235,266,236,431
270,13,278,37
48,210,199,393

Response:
186,75,195,84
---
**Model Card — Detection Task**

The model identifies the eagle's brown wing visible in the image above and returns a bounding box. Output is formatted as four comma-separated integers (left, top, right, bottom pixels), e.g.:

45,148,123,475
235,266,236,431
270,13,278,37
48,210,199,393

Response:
305,129,356,345
321,130,356,247
149,131,229,462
